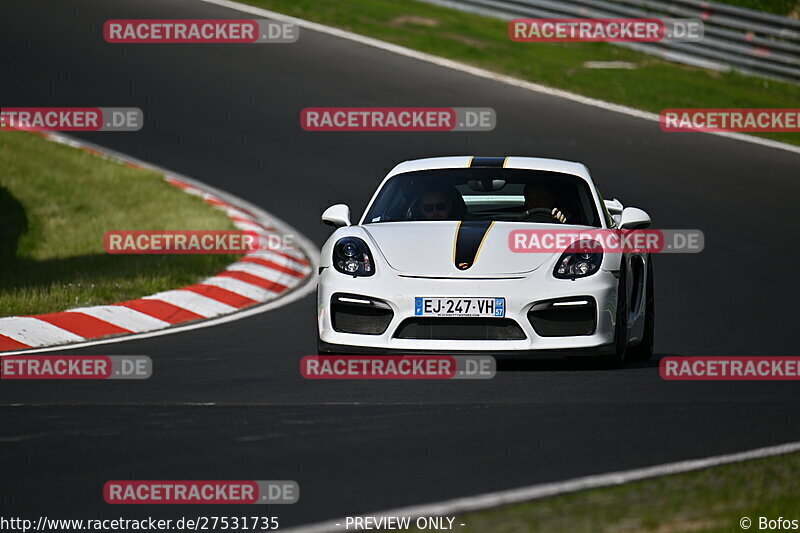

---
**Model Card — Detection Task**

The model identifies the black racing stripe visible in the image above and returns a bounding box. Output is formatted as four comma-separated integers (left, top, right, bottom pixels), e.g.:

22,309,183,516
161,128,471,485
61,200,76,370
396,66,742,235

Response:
470,156,506,168
454,221,493,270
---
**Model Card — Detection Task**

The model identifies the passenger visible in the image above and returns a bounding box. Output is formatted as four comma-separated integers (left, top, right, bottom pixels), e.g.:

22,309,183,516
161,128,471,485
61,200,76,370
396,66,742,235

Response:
523,184,568,223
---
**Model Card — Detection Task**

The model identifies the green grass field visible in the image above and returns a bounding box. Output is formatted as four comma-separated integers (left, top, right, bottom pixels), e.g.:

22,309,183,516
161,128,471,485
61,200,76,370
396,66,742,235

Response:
241,0,800,146
0,132,238,317
398,451,800,533
721,0,798,15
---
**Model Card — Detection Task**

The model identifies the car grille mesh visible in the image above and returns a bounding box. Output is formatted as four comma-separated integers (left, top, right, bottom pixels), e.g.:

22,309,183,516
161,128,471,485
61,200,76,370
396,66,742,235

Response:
394,318,526,341
332,301,393,335
527,301,596,337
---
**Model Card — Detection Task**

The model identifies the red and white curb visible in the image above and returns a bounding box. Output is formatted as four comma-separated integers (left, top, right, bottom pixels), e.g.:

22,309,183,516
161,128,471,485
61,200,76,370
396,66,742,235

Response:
0,132,318,354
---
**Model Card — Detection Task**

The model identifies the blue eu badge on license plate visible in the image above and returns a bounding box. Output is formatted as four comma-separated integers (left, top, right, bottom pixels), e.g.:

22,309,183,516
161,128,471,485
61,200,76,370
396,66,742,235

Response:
495,298,505,316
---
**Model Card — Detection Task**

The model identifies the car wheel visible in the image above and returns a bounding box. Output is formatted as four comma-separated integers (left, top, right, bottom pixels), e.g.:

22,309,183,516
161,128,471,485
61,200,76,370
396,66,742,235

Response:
316,329,337,355
314,287,337,355
597,270,628,369
628,256,655,361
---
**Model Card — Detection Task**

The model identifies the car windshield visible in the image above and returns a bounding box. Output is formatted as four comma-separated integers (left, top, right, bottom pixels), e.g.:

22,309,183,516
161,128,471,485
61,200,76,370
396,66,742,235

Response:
363,168,601,227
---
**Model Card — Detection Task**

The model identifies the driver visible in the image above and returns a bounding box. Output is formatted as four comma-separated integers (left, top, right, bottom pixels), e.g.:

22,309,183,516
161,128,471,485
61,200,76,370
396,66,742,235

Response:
419,190,454,220
523,184,568,223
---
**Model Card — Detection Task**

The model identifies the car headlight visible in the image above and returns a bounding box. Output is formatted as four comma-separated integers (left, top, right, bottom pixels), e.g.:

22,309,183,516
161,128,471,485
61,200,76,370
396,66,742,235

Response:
333,237,375,277
553,239,603,280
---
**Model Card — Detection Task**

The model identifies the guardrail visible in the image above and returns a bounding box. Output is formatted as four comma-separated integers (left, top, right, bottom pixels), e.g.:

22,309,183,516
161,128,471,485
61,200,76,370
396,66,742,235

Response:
423,0,800,83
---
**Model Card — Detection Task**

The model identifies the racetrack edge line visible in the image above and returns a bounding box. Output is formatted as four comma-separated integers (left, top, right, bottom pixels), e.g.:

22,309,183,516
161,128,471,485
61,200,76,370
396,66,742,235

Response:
281,439,800,532
195,0,800,156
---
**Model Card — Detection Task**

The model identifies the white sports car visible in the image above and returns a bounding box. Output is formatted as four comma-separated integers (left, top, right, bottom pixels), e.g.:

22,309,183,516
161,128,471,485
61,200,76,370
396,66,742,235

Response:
316,156,654,367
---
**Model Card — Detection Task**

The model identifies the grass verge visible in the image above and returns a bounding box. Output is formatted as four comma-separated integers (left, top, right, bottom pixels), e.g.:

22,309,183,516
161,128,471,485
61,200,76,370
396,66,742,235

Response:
0,131,238,317
241,0,800,146
720,0,798,15
398,451,800,533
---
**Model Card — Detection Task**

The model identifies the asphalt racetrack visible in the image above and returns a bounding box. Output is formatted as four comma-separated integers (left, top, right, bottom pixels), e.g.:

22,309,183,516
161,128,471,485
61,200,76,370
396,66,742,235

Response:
2,0,800,527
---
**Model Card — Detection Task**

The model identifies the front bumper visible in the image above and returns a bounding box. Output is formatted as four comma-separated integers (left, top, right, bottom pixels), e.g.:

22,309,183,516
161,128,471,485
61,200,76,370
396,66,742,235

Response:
317,339,615,357
317,266,620,354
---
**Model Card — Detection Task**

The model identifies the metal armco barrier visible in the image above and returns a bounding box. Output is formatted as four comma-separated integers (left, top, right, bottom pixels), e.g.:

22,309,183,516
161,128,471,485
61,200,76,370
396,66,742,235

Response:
423,0,800,83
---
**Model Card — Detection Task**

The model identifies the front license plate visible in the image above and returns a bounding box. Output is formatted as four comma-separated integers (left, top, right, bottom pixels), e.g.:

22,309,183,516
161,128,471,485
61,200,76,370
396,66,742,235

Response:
414,297,505,318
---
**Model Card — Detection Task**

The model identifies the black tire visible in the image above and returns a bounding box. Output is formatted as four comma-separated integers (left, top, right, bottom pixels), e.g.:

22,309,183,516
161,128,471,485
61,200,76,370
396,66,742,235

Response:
314,287,336,354
597,269,628,369
316,329,338,355
628,256,655,361
316,339,332,355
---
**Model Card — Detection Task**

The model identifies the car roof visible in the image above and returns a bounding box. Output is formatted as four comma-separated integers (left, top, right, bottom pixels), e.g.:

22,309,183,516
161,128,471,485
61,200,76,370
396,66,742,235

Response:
385,156,593,183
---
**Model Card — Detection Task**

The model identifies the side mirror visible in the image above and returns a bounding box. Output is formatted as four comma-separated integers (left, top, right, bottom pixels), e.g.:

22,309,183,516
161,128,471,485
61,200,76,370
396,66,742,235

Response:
322,204,351,227
619,207,651,230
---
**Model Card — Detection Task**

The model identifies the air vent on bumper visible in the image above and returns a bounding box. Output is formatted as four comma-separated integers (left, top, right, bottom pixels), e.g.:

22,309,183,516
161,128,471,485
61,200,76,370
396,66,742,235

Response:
331,293,394,335
527,297,596,337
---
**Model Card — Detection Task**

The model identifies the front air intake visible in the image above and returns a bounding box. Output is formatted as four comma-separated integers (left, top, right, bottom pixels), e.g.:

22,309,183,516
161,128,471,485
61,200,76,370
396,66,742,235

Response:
331,293,393,335
394,318,526,340
527,298,596,337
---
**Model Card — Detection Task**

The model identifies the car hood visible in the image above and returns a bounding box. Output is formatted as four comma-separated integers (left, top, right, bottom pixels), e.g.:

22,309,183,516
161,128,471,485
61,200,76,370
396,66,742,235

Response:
362,221,575,277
